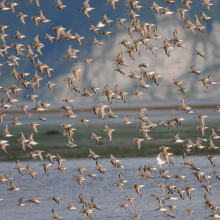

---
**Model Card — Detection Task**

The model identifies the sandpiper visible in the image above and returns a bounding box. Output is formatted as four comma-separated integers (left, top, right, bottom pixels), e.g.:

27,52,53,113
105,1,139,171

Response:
192,171,204,183
173,174,186,181
1,125,13,138
90,131,102,143
160,7,175,15
66,201,77,210
102,14,113,26
113,182,125,193
50,209,62,219
107,154,121,166
149,1,163,14
200,0,214,10
178,86,188,97
87,172,97,179
132,90,144,99
77,193,87,204
171,133,184,143
120,115,132,124
118,203,130,211
155,201,169,212
54,153,66,166
50,196,60,204
186,209,193,219
0,143,9,154
95,160,107,174
55,165,67,174
27,151,38,160
16,12,28,24
66,139,77,147
159,146,170,152
131,184,145,197
14,159,25,176
91,36,102,46
54,0,67,10
167,205,178,213
79,1,95,18
195,114,208,126
38,116,47,122
88,85,100,96
27,121,39,133
10,117,23,125
38,10,51,23
159,169,171,179
200,10,212,22
101,125,115,142
81,58,93,66
17,197,25,206
177,8,189,21
80,205,92,218
8,179,20,191
107,107,118,118
194,50,205,58
208,138,219,150
118,173,128,183
88,148,100,160
74,167,86,177
26,164,37,180
133,214,141,220
146,46,157,57
181,153,191,165
45,153,57,164
184,20,196,34
124,196,136,208
0,174,7,185
156,152,166,168
200,184,212,194
205,155,216,167
209,211,220,218
127,9,140,20
184,184,196,199
196,125,208,138
40,163,53,176
175,188,185,200
26,195,40,205
180,0,192,10
88,24,99,34
195,14,206,32
210,128,220,139
115,18,126,27
163,212,175,218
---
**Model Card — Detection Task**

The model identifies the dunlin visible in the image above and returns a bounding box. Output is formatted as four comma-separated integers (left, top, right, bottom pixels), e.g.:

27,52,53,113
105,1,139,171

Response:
184,184,196,199
131,184,145,197
66,201,77,210
186,208,193,219
17,197,25,206
40,163,53,176
27,195,40,205
50,209,62,219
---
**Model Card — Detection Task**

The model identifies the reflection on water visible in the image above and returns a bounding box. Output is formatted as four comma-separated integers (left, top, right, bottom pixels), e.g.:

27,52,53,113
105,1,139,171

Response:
0,156,219,219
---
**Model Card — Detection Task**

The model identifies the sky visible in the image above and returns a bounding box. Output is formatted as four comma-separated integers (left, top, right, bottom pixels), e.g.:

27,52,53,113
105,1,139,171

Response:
0,0,219,108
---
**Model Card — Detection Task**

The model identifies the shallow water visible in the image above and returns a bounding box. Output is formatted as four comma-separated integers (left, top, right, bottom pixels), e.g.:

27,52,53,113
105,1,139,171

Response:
0,156,219,219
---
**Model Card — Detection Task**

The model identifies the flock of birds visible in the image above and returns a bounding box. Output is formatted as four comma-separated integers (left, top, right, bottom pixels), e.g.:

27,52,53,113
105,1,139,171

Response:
0,0,220,219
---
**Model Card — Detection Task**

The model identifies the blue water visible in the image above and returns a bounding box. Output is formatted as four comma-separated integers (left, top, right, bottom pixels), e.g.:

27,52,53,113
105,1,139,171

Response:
0,156,219,219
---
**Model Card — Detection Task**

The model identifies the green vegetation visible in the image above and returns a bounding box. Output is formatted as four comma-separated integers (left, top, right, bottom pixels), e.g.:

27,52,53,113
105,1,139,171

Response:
1,117,220,161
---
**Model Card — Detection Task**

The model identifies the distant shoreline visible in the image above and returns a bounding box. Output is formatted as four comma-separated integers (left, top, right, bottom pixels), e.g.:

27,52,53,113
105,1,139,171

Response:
0,103,218,114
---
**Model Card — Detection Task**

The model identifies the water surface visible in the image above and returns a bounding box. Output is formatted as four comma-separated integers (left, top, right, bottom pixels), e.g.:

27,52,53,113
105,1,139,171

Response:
0,156,219,219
